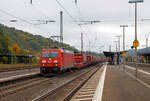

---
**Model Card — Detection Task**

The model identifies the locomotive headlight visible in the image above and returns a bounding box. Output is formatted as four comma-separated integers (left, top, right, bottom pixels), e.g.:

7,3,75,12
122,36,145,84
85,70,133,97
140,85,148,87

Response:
54,60,58,63
42,60,46,63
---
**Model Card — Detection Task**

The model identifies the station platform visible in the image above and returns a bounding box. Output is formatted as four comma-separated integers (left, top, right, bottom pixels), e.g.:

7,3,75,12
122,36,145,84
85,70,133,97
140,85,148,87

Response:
102,65,150,101
0,68,39,79
0,68,39,83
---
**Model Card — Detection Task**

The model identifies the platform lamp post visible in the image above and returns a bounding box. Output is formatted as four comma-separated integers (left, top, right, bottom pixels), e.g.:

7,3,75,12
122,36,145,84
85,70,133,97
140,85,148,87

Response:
146,37,149,48
120,25,128,71
115,35,122,65
89,41,91,55
146,37,149,63
114,41,118,65
81,33,83,53
114,41,118,52
129,0,144,79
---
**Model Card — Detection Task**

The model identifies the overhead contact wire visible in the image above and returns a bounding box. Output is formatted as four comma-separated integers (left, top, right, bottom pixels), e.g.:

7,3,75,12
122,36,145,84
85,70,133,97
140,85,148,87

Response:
0,9,55,36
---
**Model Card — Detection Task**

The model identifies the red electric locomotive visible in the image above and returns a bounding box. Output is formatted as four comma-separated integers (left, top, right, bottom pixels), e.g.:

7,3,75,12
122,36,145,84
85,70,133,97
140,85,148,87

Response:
74,53,87,69
40,48,74,75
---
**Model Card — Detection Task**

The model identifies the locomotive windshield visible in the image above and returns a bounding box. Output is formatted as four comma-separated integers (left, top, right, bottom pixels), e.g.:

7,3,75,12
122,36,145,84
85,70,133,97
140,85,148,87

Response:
42,51,59,57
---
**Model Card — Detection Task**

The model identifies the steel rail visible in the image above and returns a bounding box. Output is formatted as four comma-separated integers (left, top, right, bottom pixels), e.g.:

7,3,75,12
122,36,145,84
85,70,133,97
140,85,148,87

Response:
32,64,102,101
0,72,68,99
62,65,102,101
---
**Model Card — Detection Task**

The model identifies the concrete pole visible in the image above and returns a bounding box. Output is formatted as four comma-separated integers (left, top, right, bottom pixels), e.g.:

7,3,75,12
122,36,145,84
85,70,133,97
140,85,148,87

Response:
30,0,32,4
109,45,111,52
118,36,121,65
146,38,148,48
129,0,144,79
120,25,128,71
123,27,125,51
60,11,63,48
146,38,148,63
123,27,125,71
115,42,118,65
114,35,121,65
114,41,117,64
135,2,138,79
114,41,118,52
81,33,83,53
89,41,91,55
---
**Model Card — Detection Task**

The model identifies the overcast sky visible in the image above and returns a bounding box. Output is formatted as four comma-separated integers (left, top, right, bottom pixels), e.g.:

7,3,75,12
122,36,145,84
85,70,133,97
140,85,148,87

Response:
0,0,150,52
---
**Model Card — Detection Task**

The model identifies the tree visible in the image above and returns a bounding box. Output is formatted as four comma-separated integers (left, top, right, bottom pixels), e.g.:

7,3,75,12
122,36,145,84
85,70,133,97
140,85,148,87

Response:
8,46,13,53
13,43,20,55
0,28,10,54
2,56,8,64
140,56,146,63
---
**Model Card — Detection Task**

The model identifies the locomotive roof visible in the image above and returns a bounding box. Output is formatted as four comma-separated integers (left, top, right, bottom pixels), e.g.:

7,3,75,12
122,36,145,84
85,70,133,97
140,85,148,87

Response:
42,48,73,54
74,53,86,56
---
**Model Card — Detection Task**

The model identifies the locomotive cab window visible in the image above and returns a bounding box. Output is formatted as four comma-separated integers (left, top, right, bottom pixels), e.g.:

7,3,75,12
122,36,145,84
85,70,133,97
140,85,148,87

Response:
42,51,59,57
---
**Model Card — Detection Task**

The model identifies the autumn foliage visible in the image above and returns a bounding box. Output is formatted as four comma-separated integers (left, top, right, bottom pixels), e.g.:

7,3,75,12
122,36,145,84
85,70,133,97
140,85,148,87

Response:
0,24,78,64
13,43,20,54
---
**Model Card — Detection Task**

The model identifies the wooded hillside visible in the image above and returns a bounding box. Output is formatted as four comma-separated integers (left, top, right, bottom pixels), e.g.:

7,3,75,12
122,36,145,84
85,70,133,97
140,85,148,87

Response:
0,24,78,56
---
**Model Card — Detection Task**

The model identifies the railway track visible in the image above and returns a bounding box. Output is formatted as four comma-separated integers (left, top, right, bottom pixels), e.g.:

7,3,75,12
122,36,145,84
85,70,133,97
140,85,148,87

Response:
63,65,104,101
32,64,103,101
0,77,44,99
0,64,102,101
69,64,106,101
0,71,73,100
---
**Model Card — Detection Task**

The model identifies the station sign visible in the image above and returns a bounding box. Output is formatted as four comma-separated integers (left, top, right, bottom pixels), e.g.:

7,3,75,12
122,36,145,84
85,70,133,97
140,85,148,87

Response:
122,51,126,56
28,54,32,57
133,39,139,47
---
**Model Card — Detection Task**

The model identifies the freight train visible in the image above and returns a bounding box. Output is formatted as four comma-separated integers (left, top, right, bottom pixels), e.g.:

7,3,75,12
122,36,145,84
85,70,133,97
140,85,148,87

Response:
40,48,101,75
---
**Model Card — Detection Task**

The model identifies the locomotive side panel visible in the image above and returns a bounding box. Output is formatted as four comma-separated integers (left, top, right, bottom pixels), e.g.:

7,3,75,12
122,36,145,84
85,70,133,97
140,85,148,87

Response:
74,53,87,69
62,51,74,69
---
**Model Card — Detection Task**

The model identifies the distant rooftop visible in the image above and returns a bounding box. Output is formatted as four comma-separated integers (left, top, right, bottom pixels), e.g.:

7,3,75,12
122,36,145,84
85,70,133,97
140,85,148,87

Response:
138,47,150,56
